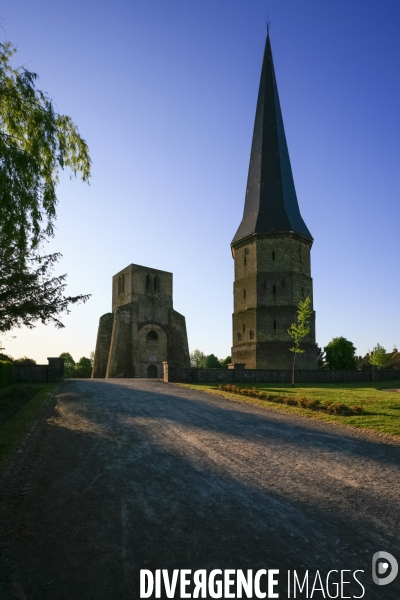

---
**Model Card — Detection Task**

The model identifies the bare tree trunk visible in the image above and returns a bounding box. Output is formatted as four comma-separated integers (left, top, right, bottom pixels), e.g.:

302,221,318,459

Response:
292,352,296,388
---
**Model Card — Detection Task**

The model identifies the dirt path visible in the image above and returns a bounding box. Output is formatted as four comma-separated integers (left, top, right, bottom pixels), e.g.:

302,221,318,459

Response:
1,379,399,599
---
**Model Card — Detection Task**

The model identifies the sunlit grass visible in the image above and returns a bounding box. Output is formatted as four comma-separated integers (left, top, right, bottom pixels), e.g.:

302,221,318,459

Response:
178,381,400,437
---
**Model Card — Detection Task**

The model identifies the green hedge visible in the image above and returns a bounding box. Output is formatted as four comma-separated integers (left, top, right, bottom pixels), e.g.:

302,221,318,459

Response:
0,361,14,388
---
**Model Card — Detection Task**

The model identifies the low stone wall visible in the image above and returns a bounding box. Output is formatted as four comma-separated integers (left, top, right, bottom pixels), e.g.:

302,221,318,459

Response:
13,358,64,384
163,364,234,383
163,362,400,384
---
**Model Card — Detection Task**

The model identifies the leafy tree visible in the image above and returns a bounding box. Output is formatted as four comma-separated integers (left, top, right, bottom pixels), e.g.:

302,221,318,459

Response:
14,356,36,365
369,344,389,369
75,356,92,378
0,244,90,333
317,345,325,368
60,353,93,378
0,353,13,362
204,354,221,368
0,41,91,259
288,297,312,387
59,352,76,377
89,351,95,367
190,349,207,368
220,356,231,368
0,40,91,342
324,337,357,370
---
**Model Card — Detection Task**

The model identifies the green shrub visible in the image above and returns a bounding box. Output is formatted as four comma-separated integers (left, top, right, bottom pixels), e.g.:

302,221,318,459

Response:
298,397,321,410
282,397,298,406
0,360,13,388
325,402,352,415
14,356,36,366
218,383,364,417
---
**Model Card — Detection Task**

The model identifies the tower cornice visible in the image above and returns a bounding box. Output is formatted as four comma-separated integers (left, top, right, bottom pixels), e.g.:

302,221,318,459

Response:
231,230,313,257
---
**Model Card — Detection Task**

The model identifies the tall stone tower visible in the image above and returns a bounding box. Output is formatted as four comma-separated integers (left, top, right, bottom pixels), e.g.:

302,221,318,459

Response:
231,32,317,370
92,264,190,378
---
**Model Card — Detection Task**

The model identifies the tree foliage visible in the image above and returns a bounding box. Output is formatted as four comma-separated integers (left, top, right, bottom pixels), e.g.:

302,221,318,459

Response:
190,350,231,369
59,352,75,377
288,297,312,386
204,353,221,368
0,244,89,333
316,345,325,368
0,41,91,258
0,40,91,336
190,349,207,368
13,356,36,365
59,352,92,378
324,337,357,370
369,344,389,369
220,356,231,368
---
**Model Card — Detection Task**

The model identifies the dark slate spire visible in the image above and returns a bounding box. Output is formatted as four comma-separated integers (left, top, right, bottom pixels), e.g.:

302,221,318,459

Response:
232,33,312,246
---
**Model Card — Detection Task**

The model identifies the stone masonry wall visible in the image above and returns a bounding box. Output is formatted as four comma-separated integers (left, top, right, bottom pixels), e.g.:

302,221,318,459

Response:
232,235,316,370
106,304,133,378
92,313,114,378
163,363,400,384
13,358,64,383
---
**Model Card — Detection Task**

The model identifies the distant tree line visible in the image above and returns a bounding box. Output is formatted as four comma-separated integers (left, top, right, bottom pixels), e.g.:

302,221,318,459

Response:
190,350,231,369
317,339,394,370
59,352,94,378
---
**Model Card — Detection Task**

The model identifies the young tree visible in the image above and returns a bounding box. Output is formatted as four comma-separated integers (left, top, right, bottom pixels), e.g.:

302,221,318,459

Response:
204,354,221,368
59,352,76,378
369,344,389,369
288,297,312,387
0,41,91,259
190,349,207,368
324,337,357,370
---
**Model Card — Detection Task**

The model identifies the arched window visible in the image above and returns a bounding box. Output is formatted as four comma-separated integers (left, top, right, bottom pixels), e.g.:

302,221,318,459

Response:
122,274,125,293
154,275,160,292
243,324,246,333
147,330,158,342
272,251,275,261
146,274,151,290
273,320,277,330
118,277,121,295
237,333,242,341
249,331,254,340
273,284,276,294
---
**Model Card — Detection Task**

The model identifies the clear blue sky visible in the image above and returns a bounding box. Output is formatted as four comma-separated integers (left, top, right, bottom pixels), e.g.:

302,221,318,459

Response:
1,0,400,363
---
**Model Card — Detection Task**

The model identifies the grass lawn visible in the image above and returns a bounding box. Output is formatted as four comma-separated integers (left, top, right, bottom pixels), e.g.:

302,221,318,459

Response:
0,383,58,474
178,381,400,438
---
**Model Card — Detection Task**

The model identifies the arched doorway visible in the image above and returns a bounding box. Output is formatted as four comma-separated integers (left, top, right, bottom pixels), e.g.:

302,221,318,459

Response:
147,364,158,378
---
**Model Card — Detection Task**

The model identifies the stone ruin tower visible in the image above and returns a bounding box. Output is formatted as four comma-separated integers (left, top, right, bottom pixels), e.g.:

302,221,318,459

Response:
231,32,317,370
92,264,190,378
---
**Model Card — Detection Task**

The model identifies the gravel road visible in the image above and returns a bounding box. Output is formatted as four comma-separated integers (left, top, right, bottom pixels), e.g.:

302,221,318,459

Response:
1,379,399,599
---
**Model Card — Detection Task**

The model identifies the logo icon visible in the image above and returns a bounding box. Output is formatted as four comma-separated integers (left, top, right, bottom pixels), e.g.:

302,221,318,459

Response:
372,551,398,586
